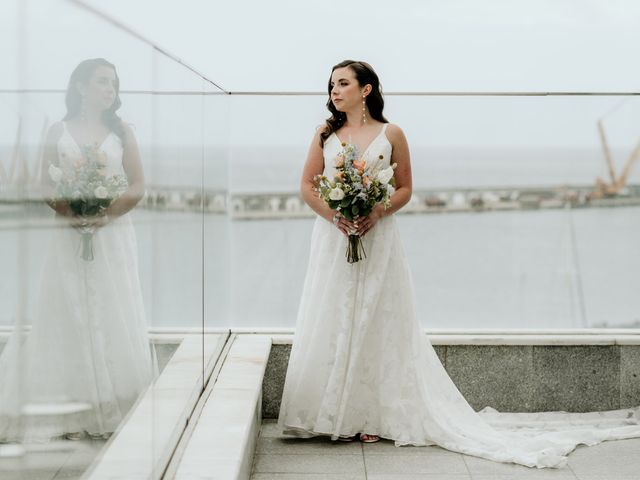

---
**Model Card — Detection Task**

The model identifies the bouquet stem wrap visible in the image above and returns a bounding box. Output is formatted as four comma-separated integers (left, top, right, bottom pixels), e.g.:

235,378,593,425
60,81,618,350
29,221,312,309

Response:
347,233,366,263
79,227,95,262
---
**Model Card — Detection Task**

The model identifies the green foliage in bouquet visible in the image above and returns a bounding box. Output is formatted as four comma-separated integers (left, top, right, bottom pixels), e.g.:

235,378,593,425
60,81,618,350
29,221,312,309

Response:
48,143,129,260
314,140,396,263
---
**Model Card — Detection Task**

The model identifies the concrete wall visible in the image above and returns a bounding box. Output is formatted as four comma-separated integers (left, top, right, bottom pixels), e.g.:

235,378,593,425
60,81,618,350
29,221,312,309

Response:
262,343,640,418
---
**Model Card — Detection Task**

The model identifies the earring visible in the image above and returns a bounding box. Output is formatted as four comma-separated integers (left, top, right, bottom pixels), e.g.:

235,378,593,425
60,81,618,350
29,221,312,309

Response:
362,95,366,124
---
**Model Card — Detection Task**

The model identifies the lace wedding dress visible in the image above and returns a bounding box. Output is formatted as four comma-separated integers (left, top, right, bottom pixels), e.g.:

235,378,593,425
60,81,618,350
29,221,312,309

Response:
276,122,640,468
0,122,158,442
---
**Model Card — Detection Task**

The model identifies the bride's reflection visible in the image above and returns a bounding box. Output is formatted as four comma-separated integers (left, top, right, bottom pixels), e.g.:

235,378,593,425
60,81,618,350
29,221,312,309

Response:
0,58,158,443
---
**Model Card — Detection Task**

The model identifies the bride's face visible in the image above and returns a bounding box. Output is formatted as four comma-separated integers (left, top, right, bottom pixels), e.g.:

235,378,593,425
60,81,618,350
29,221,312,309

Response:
330,67,364,112
79,65,117,112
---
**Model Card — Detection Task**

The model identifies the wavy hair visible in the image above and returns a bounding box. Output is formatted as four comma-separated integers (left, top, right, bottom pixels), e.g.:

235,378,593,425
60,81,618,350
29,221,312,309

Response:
319,60,389,148
63,58,126,144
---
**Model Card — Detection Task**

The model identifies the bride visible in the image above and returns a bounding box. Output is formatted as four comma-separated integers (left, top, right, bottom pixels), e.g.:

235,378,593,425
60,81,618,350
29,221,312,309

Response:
0,58,157,443
276,59,640,468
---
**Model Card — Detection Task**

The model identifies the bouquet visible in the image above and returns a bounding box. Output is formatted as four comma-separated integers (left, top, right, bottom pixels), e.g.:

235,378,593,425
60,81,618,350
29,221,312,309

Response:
314,139,396,263
48,143,128,261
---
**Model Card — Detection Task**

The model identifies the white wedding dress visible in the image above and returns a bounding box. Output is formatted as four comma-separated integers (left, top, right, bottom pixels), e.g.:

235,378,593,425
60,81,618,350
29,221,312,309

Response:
276,122,640,468
0,122,158,443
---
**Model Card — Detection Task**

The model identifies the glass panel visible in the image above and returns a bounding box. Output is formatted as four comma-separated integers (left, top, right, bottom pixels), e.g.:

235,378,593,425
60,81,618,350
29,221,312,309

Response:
0,0,231,477
1,0,637,477
227,94,640,330
203,83,231,333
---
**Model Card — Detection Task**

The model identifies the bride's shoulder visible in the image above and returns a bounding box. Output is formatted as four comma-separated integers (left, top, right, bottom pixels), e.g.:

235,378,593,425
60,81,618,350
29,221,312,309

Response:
384,123,407,145
384,122,403,135
313,123,333,149
315,123,332,137
49,121,64,133
118,121,139,144
44,121,65,145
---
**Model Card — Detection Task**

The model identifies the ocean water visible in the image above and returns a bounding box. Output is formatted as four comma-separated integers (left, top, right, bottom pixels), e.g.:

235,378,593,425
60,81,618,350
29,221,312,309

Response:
230,206,640,329
3,144,639,193
2,205,639,330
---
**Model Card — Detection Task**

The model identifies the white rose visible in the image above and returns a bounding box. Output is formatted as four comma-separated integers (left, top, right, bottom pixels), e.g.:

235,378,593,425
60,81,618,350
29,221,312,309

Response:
376,166,394,185
386,184,395,195
94,186,108,199
48,164,63,182
329,187,345,201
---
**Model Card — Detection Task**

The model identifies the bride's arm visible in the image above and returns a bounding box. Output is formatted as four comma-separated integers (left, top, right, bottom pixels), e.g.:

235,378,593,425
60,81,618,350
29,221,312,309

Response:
300,127,354,236
40,122,74,217
103,122,145,222
356,124,412,235
379,124,412,215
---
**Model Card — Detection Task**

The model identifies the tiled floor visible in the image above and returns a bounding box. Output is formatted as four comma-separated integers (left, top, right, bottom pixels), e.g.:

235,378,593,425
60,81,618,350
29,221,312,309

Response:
251,419,640,480
0,341,178,480
0,436,106,480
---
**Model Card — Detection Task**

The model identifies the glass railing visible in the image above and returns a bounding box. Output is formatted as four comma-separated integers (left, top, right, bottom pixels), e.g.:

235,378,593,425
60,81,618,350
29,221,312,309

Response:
2,0,639,477
0,0,230,477
226,93,640,331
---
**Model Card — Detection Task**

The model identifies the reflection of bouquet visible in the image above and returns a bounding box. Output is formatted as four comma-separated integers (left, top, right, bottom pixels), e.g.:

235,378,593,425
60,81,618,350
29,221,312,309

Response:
314,140,396,263
48,144,128,261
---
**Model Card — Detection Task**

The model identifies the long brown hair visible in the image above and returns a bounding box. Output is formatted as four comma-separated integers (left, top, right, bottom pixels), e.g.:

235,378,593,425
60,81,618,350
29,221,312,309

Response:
319,60,389,148
63,58,126,144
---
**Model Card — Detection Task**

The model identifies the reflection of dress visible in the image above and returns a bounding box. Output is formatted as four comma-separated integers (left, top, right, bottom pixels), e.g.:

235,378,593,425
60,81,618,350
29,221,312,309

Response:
0,122,158,442
277,122,640,468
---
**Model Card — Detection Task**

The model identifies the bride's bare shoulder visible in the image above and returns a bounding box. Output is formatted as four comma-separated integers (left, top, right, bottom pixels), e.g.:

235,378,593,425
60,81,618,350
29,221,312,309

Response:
312,124,333,148
385,123,404,135
385,123,407,146
44,121,64,144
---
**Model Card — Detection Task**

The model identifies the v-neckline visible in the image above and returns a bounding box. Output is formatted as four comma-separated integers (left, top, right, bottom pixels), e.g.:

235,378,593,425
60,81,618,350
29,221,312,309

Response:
333,124,386,158
64,121,113,152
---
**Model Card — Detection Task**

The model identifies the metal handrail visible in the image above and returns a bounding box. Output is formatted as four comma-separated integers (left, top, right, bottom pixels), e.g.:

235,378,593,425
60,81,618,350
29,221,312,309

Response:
1,89,639,96
67,0,228,93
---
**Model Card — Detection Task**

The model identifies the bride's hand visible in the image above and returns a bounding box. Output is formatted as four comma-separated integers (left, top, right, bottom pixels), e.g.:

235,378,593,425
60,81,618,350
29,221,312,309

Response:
355,205,383,236
87,214,110,229
67,213,110,231
67,215,86,232
331,212,357,237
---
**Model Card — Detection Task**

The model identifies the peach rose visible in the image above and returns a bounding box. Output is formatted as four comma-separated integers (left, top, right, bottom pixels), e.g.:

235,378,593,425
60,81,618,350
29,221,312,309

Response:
352,159,366,173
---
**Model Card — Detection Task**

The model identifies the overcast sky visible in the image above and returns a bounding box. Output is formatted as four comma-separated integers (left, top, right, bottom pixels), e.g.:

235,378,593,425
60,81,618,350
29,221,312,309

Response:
78,0,640,92
3,0,640,92
2,0,639,153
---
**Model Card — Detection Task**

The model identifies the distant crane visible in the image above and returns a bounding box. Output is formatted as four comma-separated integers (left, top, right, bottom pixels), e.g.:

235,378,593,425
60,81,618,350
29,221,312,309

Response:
589,117,640,199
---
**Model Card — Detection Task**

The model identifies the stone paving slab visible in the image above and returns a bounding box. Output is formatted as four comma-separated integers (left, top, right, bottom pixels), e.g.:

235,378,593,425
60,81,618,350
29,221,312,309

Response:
368,475,470,480
364,453,468,475
252,420,640,480
469,475,576,480
256,436,362,455
567,438,640,478
253,453,366,475
251,475,366,480
0,437,106,480
359,441,462,456
575,477,640,480
463,454,576,478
